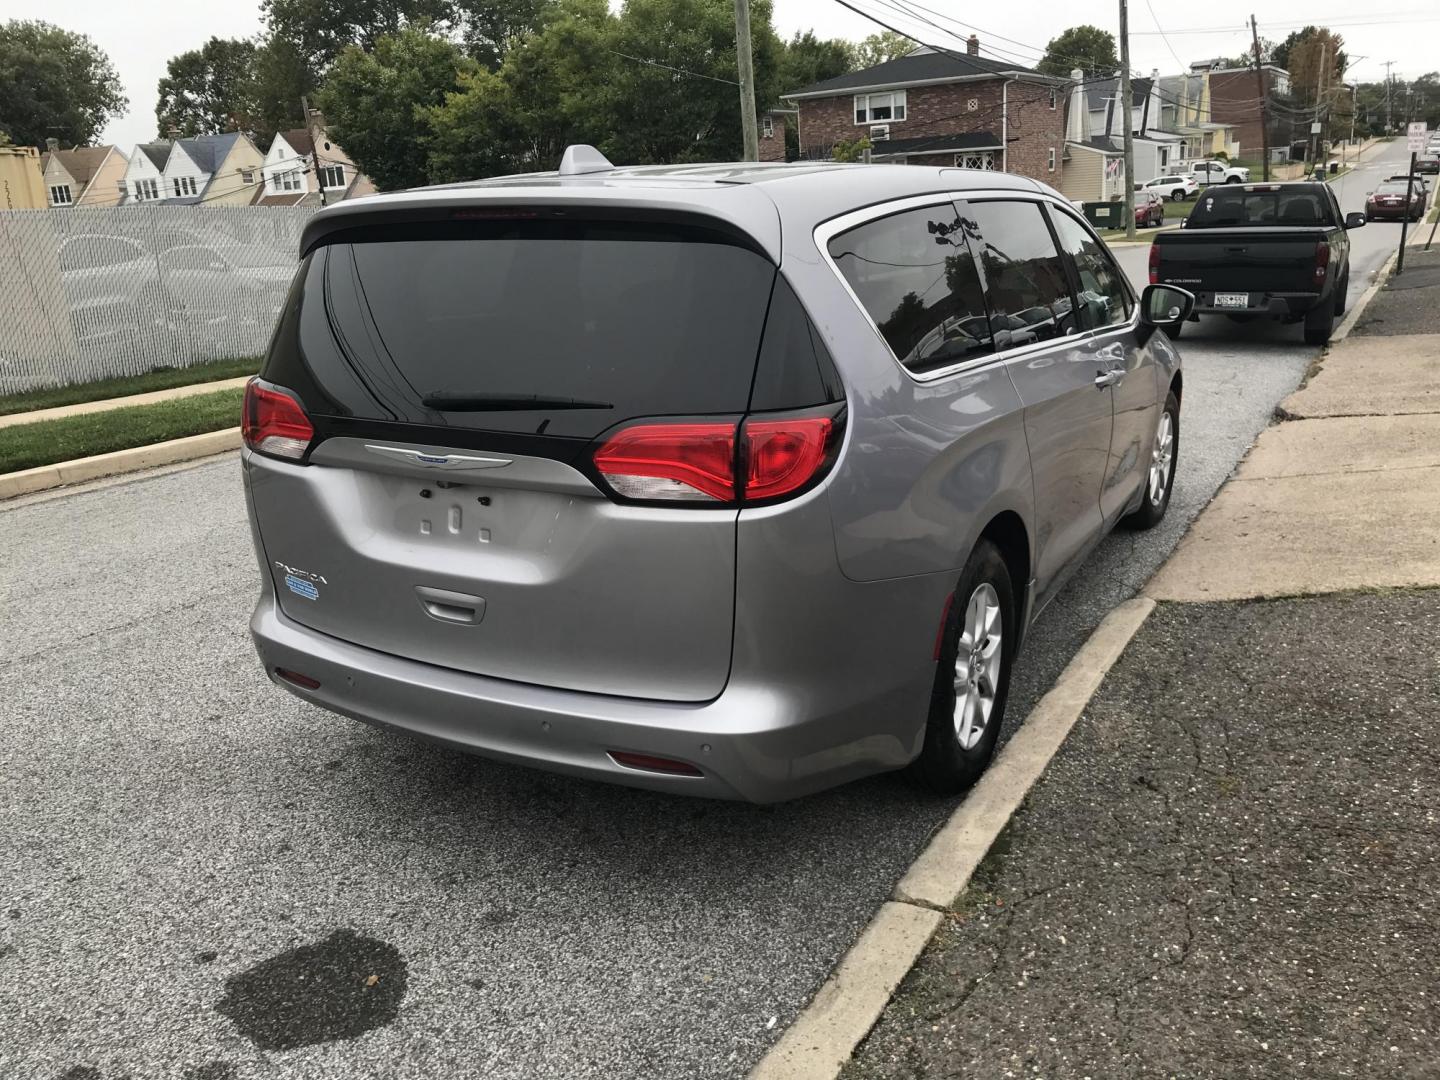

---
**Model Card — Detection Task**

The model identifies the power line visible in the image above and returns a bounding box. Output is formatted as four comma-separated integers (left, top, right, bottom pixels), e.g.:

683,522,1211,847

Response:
606,49,740,86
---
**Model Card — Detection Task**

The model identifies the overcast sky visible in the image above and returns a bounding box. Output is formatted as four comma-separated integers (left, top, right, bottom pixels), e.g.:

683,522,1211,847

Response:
3,0,1436,151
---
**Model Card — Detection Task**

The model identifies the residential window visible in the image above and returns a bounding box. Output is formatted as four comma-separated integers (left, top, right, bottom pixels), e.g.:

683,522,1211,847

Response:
762,115,774,139
170,176,196,197
49,184,72,206
319,164,346,189
273,168,303,192
135,178,159,201
1049,89,1058,110
827,202,994,374
117,181,128,200
954,151,996,171
1048,147,1056,172
241,169,255,184
854,90,907,124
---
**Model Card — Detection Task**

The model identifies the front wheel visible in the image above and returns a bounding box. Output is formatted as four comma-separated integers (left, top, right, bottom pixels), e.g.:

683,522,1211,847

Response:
1171,190,1186,202
1226,175,1241,183
1122,391,1179,531
910,540,1014,796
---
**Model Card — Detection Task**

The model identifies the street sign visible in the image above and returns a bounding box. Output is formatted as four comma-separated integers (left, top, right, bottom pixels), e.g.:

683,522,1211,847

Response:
1311,122,1323,134
1408,122,1428,152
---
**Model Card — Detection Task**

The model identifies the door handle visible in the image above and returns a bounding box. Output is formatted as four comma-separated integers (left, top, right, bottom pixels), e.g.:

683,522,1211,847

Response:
1095,369,1124,389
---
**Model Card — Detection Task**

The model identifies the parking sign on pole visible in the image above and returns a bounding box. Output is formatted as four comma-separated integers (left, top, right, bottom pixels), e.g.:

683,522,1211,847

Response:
1407,122,1427,153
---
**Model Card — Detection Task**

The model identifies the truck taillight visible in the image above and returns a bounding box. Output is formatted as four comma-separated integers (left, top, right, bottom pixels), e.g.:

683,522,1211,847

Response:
592,410,842,506
1314,241,1330,285
1148,242,1161,285
242,378,313,462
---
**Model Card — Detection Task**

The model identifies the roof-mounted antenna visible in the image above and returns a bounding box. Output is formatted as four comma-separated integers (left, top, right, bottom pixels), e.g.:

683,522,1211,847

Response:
558,145,614,176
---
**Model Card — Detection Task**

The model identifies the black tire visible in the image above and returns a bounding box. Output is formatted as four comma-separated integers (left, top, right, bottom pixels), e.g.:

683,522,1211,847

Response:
909,540,1015,796
1333,271,1349,316
1121,390,1179,531
1303,295,1336,346
1226,175,1242,183
1171,190,1186,202
1162,321,1184,340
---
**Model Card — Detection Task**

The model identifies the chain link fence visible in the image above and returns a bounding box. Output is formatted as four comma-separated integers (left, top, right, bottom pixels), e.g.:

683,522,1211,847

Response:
0,205,317,394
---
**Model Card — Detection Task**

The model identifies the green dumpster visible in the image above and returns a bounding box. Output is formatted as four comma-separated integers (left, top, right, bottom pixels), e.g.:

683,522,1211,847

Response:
1082,201,1122,229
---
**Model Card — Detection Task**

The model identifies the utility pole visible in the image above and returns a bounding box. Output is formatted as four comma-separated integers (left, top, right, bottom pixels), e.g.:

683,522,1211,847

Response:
733,0,759,162
301,94,325,207
1311,45,1328,171
1384,61,1395,132
1119,0,1136,240
1251,15,1271,180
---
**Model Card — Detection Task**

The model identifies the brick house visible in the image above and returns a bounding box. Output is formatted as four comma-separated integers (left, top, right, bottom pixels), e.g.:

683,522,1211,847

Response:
1196,63,1290,158
758,108,795,162
782,38,1068,183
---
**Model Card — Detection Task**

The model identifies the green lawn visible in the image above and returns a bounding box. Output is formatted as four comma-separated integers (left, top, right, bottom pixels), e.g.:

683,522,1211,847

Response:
0,387,244,474
0,357,258,417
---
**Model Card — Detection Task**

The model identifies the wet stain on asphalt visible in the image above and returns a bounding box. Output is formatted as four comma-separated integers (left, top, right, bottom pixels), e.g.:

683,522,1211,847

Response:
55,1068,101,1080
182,1063,236,1080
216,929,407,1050
194,950,218,965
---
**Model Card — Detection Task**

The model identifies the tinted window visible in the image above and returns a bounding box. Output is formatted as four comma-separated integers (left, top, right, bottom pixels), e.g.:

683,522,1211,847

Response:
279,220,776,438
1049,209,1131,330
828,203,993,374
749,276,844,411
963,200,1076,349
1187,188,1334,228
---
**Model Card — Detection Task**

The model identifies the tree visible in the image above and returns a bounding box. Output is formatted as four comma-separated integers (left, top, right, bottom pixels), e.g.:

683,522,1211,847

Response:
262,0,456,75
1287,29,1345,108
852,30,911,70
453,0,553,69
1037,25,1117,78
250,36,316,142
1271,27,1346,78
318,26,474,190
0,20,126,147
830,135,871,162
156,38,260,137
777,30,854,94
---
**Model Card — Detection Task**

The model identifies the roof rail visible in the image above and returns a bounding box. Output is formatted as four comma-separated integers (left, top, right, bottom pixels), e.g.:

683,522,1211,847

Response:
558,145,614,176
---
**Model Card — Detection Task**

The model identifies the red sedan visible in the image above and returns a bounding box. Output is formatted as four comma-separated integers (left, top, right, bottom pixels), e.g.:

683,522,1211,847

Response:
1366,180,1428,222
1135,190,1167,228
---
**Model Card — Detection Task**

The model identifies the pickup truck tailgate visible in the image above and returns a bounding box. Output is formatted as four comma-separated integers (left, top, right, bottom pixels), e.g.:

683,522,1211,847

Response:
1155,228,1323,294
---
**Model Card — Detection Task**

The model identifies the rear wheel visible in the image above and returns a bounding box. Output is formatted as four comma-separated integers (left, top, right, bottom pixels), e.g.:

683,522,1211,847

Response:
1122,391,1179,531
910,540,1014,796
1171,189,1186,202
1334,272,1350,316
1303,295,1336,346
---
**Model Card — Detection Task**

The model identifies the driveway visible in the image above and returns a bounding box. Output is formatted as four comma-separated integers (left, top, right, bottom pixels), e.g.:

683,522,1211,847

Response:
1,212,1340,1078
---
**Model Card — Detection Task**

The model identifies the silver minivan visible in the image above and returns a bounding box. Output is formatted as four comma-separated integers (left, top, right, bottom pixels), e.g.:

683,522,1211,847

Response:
243,152,1191,802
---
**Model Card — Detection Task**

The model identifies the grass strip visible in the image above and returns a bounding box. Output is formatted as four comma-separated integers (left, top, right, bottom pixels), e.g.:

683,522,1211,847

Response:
0,388,244,474
0,357,258,417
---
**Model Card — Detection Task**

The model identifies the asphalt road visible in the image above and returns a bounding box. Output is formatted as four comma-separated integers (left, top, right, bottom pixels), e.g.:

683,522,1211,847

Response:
846,592,1440,1080
0,162,1384,1078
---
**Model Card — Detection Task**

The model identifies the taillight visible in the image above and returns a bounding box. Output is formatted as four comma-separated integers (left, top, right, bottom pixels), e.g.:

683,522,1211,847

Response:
591,411,841,506
242,378,313,461
1314,241,1330,285
744,417,834,502
1148,242,1160,285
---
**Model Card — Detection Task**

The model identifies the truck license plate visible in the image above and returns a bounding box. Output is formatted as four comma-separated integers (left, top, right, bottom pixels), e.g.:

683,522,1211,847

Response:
1215,293,1249,308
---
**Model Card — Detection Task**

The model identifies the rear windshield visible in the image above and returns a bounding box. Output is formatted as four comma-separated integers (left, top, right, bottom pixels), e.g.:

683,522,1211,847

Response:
1186,188,1334,229
282,220,776,437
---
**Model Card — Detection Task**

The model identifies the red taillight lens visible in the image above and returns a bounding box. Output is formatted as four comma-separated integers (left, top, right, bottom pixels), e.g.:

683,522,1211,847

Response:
593,421,738,502
1148,242,1160,285
743,416,835,502
242,379,313,461
1314,241,1330,285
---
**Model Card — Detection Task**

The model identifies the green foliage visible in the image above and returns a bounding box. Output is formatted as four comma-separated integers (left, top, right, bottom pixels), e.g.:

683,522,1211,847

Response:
250,37,315,141
778,30,853,94
453,0,552,69
156,38,260,137
852,30,911,70
0,358,259,417
1037,25,1116,78
830,136,871,163
261,0,454,75
0,20,126,147
320,26,474,190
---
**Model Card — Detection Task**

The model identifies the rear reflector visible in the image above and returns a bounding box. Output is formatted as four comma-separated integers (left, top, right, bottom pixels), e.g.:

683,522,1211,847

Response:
593,421,738,502
608,751,704,777
275,667,321,690
243,379,313,461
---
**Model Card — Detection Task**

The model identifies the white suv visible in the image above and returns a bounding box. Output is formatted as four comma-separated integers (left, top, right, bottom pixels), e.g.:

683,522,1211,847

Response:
1183,160,1249,185
1142,174,1200,201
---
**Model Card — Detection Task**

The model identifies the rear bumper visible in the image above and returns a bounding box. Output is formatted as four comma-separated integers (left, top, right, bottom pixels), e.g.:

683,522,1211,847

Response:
1189,291,1322,318
251,593,929,803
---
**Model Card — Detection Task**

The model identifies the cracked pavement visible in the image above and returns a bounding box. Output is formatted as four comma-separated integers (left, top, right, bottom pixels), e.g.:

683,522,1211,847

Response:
844,592,1440,1080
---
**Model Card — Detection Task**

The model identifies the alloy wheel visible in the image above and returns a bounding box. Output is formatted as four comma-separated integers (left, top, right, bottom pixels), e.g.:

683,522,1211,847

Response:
1149,408,1174,506
953,583,1003,750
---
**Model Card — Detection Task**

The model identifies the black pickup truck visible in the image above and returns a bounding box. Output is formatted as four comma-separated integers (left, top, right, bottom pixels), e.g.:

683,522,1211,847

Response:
1149,182,1366,345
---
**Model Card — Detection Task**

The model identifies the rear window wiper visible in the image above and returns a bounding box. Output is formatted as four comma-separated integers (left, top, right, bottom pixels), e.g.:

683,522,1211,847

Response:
421,392,614,411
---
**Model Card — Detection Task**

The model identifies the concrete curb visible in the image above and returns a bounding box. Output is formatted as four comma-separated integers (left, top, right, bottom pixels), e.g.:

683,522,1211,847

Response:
0,376,252,430
0,427,241,500
1333,246,1399,343
749,596,1157,1080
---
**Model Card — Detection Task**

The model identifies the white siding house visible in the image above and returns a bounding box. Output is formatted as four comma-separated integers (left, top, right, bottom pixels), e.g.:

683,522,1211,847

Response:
122,143,172,203
262,133,309,199
161,141,212,203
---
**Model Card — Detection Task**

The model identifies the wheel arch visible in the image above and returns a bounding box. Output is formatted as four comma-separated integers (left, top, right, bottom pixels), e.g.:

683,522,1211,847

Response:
977,510,1032,639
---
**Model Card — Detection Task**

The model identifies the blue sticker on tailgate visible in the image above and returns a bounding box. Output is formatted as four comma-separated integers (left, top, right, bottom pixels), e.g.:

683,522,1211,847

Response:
285,574,320,601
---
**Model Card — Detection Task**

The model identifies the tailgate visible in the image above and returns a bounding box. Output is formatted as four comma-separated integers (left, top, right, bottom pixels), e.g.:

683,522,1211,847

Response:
1156,229,1323,294
248,215,779,702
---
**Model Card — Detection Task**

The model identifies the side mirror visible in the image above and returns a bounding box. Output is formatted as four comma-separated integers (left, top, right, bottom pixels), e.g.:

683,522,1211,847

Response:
1140,283,1194,328
1344,212,1366,230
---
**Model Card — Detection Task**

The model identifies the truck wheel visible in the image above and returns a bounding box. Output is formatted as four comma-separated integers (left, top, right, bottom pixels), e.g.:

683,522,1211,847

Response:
1303,296,1336,346
1226,176,1241,183
909,540,1014,796
1333,272,1349,316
